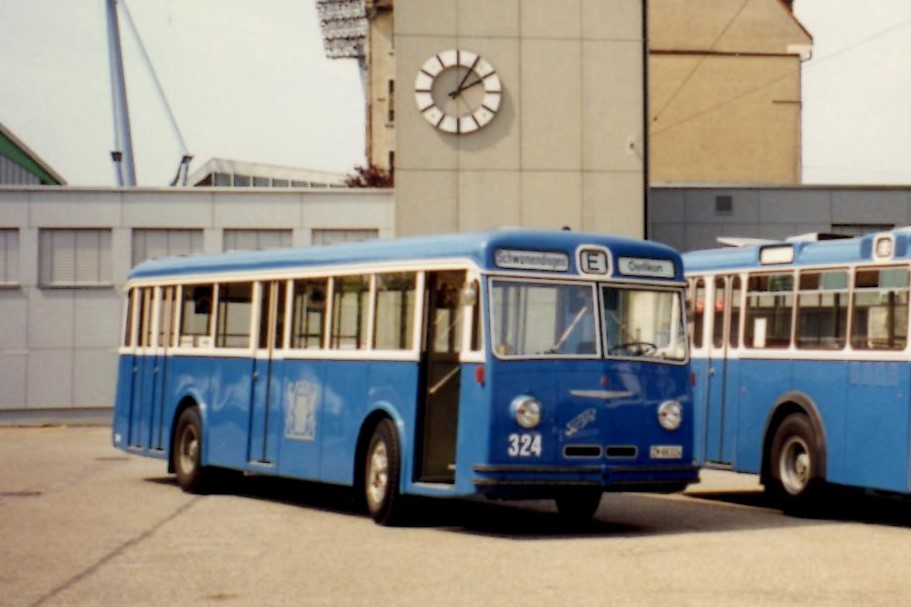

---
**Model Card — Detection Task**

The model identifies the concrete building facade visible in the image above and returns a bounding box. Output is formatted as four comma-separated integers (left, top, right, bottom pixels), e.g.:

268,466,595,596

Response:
648,0,811,185
349,0,812,205
649,186,911,252
393,0,648,238
0,186,393,422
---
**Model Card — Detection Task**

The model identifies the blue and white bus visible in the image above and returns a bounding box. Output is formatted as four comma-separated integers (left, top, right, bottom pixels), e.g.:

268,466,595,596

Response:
113,229,697,524
684,229,911,509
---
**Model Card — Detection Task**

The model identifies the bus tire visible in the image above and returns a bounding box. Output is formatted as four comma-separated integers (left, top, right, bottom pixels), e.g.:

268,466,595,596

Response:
173,406,210,494
554,489,603,523
364,419,405,526
768,413,822,511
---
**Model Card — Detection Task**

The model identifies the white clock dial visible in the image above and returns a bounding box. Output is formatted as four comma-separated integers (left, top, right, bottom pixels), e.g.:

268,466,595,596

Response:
414,49,502,134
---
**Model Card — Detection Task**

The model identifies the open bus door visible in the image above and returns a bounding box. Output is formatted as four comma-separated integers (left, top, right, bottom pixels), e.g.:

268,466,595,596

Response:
415,271,466,483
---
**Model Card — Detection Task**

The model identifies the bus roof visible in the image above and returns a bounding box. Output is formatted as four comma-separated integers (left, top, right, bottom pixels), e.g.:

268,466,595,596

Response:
683,228,911,273
128,228,685,283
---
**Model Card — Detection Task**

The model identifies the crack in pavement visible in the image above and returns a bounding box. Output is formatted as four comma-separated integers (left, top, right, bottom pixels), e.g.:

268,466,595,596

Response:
28,496,201,607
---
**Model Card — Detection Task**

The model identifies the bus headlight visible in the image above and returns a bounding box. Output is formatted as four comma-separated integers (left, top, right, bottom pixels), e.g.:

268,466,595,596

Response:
511,396,542,429
657,400,683,431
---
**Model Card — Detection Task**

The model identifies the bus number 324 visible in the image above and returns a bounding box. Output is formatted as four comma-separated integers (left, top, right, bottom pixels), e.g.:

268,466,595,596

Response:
507,433,543,457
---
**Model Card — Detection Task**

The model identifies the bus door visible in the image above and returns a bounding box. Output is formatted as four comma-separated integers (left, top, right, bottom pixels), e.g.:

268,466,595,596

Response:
248,281,287,465
148,286,177,451
415,271,465,483
704,275,741,464
128,286,155,449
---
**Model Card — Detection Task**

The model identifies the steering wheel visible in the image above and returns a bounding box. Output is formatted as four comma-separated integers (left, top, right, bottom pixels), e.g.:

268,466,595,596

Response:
608,341,657,357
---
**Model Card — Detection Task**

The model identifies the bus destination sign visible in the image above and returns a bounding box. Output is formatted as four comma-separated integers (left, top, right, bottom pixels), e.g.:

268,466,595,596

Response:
617,256,675,278
494,249,569,272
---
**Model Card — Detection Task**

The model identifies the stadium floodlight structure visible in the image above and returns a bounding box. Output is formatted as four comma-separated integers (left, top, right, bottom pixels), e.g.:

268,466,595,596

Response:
316,0,368,61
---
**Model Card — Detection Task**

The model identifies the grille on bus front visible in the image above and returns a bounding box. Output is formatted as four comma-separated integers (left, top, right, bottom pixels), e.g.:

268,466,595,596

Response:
562,445,640,459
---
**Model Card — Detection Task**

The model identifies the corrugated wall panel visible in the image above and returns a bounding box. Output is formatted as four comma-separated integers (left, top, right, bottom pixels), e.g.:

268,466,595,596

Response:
0,155,41,185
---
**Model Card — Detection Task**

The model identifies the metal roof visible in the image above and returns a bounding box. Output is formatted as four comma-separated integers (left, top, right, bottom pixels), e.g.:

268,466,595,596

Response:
0,121,66,185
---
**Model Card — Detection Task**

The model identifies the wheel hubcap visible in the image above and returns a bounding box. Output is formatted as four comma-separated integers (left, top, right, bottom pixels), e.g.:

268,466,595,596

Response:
779,436,811,495
366,442,388,509
179,427,198,474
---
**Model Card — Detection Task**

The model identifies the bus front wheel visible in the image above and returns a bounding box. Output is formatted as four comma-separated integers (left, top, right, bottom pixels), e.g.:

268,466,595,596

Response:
554,489,603,523
364,419,405,526
768,413,822,511
173,407,210,494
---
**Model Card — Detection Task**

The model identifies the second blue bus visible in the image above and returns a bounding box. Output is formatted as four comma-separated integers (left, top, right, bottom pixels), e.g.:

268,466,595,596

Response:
685,229,911,510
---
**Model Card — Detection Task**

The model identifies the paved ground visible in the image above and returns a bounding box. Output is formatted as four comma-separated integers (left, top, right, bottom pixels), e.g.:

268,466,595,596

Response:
4,426,911,606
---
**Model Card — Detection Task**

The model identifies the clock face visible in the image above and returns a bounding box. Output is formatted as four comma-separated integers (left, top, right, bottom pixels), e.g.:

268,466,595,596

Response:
414,49,502,134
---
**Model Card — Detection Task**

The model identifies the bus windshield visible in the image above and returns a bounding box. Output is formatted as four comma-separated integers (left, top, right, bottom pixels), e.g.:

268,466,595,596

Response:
489,279,686,361
490,279,597,357
602,286,686,361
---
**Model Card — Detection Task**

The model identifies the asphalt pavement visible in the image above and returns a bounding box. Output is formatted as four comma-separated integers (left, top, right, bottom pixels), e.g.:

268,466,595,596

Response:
3,426,911,606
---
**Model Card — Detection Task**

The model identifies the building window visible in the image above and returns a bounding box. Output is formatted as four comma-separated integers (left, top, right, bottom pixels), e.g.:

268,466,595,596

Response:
39,228,112,288
715,195,733,215
388,79,395,123
0,228,19,286
223,229,293,252
312,228,379,246
132,229,203,267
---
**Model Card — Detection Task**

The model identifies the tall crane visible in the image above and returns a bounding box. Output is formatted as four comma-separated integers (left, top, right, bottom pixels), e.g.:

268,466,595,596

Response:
104,0,193,187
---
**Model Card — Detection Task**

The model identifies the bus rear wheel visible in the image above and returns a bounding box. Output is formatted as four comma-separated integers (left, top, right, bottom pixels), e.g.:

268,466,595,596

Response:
364,419,405,526
768,413,822,511
173,407,210,494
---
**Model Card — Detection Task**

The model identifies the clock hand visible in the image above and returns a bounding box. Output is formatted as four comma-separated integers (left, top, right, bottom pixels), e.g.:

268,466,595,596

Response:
449,56,481,98
448,76,485,99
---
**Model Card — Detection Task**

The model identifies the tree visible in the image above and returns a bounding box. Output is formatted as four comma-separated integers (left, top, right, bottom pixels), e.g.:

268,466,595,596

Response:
345,163,393,188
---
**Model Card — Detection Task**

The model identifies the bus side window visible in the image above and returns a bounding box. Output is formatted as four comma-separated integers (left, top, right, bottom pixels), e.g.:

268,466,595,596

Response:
158,286,178,350
712,277,725,348
257,281,287,350
180,284,214,347
852,267,910,350
138,287,155,348
468,279,482,352
291,278,328,350
690,278,705,349
374,272,416,350
216,282,254,348
331,275,370,349
797,270,847,350
432,272,466,354
730,276,741,348
745,273,794,349
123,287,136,347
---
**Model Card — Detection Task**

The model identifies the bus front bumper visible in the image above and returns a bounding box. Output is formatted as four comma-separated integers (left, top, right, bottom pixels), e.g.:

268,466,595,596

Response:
471,463,700,496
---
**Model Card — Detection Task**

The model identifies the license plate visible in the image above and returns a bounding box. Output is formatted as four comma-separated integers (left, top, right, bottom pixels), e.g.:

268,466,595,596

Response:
650,445,683,459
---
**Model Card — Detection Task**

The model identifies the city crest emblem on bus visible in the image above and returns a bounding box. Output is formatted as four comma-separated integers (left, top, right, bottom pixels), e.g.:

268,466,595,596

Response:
285,380,318,441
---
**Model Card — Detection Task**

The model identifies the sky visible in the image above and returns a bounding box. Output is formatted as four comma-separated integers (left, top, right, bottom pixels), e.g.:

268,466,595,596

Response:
0,1,910,187
0,0,365,186
794,0,911,184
